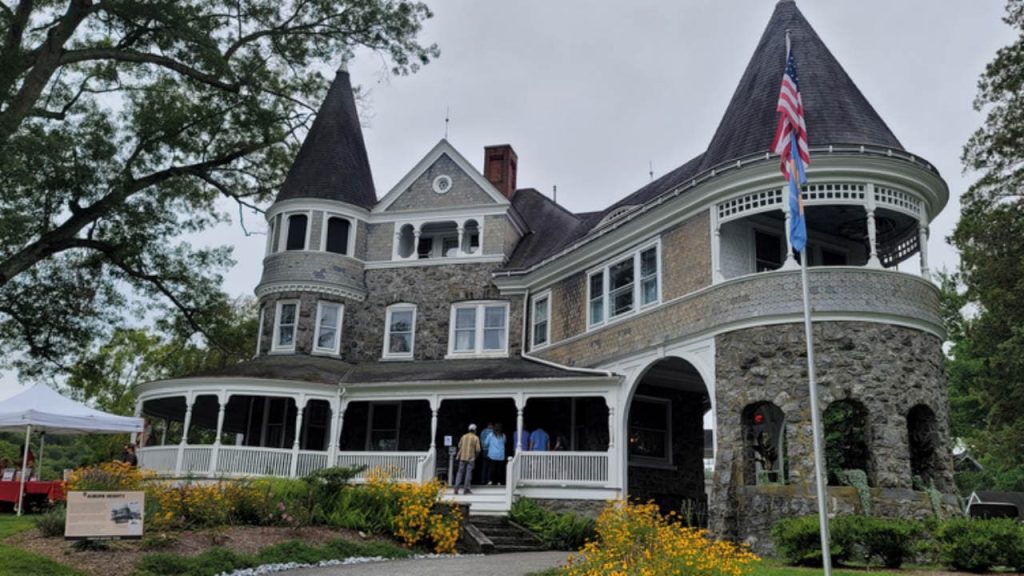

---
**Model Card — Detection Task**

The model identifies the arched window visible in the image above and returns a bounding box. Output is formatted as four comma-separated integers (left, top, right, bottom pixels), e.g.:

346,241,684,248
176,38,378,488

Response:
908,404,940,487
325,217,350,255
743,402,787,485
285,214,308,251
824,399,871,486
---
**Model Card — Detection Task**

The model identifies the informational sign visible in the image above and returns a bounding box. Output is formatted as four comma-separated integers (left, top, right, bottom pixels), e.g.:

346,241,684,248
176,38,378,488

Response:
443,435,453,447
65,491,144,540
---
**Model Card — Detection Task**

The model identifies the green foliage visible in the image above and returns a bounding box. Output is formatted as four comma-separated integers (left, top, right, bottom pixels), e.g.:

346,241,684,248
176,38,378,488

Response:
823,401,869,486
0,0,438,377
771,515,852,567
0,514,87,576
300,465,364,523
33,504,66,538
510,498,595,550
945,0,1024,493
835,469,872,515
850,516,923,569
937,517,1024,572
138,547,253,576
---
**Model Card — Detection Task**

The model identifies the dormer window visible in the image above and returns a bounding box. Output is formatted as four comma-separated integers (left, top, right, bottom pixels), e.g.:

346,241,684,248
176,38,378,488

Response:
272,300,299,352
324,216,351,255
384,304,416,359
284,214,308,251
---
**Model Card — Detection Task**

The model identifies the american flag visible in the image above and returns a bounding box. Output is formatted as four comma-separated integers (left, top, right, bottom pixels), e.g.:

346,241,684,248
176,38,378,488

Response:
771,50,810,180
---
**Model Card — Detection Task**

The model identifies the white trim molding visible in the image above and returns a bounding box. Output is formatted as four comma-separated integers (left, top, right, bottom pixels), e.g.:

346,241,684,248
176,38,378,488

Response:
530,290,552,351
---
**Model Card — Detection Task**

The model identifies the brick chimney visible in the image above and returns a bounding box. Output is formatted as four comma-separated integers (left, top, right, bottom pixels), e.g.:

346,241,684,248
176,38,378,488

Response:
484,144,518,200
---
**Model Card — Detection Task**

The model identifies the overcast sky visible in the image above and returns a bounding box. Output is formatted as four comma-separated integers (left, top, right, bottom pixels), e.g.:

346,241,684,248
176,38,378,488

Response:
0,1,1014,399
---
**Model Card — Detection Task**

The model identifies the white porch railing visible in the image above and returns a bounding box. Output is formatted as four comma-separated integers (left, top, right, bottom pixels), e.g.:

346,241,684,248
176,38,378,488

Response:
180,446,213,475
215,446,293,477
518,451,609,486
137,446,178,474
335,451,428,482
296,450,330,478
416,448,436,482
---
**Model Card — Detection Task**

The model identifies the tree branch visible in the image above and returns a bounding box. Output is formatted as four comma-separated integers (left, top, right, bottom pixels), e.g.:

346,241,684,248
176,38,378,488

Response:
60,48,240,92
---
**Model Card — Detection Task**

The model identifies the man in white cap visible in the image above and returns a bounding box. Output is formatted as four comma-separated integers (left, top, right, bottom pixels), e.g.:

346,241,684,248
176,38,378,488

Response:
453,423,481,495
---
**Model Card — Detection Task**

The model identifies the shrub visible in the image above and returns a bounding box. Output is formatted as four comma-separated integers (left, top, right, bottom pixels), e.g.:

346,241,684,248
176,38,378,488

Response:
34,504,66,538
565,501,759,576
256,540,324,565
853,516,923,569
510,499,596,550
147,479,270,530
771,515,851,566
67,461,152,491
137,547,254,576
937,517,1024,572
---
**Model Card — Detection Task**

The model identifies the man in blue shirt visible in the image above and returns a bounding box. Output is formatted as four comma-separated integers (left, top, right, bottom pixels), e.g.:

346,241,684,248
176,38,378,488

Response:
529,427,550,452
513,427,530,453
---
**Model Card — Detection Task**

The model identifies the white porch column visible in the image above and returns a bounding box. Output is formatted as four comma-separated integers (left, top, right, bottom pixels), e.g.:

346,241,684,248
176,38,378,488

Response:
710,208,723,283
429,406,439,450
209,393,227,475
175,394,194,476
515,405,525,455
413,226,422,258
607,404,615,450
781,191,798,269
606,402,619,489
160,418,168,446
456,225,465,257
327,399,342,467
865,184,882,268
290,396,306,477
919,222,930,280
132,399,143,446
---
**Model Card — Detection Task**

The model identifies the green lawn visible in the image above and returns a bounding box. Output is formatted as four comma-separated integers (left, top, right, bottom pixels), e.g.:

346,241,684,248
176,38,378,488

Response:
0,514,86,576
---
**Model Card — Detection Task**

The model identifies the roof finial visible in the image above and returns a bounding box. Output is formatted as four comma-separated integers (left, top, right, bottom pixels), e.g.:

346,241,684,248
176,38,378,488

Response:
444,105,450,140
338,56,349,73
785,29,792,57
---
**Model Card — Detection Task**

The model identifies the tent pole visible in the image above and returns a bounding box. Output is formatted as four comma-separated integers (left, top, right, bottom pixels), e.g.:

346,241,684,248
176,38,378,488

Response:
16,424,31,517
37,432,46,481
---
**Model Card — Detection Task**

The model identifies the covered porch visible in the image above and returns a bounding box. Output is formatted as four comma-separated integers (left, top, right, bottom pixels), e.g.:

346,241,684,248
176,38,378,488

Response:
134,359,622,512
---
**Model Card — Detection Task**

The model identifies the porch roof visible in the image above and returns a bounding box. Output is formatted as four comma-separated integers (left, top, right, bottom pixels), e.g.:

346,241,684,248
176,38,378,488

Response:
189,354,609,386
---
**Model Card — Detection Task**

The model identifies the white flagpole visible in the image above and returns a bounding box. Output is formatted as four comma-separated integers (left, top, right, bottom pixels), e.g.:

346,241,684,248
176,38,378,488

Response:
800,247,833,576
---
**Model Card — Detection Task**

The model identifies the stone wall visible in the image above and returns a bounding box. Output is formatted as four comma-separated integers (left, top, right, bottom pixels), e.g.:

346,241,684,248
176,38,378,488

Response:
365,222,393,261
710,321,956,550
257,251,366,297
256,291,355,356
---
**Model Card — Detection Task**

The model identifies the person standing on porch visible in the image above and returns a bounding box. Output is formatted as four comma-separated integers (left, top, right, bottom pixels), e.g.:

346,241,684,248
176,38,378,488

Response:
453,423,481,495
478,422,494,484
529,427,550,451
483,423,507,485
514,427,530,452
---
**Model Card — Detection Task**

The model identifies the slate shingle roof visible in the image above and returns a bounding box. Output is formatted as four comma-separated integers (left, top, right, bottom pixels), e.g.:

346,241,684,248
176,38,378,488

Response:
504,0,905,271
189,354,607,386
275,70,377,209
506,188,591,270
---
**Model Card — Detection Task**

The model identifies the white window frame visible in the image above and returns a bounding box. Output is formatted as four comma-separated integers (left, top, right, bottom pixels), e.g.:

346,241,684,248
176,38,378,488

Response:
279,211,313,252
586,240,661,329
383,303,417,360
271,300,300,353
321,213,355,256
530,291,551,350
628,395,674,468
447,301,511,358
312,301,344,356
255,307,265,356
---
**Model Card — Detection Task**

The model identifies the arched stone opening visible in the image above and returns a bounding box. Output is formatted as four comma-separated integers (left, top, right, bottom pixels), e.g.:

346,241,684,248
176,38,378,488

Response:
742,402,787,485
907,404,941,488
824,399,872,486
625,356,711,524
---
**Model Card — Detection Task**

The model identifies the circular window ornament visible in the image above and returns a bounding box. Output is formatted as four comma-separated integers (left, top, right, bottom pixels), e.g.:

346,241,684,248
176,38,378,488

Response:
432,175,453,194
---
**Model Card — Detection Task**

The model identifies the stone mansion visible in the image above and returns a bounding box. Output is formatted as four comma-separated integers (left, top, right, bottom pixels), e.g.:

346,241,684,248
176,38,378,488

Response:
135,1,956,547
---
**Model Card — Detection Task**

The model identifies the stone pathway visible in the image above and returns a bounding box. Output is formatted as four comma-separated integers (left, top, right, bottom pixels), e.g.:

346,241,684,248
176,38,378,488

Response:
278,551,568,576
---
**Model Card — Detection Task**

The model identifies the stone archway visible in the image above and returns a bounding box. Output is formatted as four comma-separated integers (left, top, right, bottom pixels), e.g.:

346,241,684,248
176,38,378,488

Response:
623,356,711,525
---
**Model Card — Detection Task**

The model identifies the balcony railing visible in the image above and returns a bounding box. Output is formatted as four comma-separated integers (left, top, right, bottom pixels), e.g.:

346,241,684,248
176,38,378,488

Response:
518,451,610,486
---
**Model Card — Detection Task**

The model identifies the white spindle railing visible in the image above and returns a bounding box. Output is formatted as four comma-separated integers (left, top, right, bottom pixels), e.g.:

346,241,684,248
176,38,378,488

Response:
137,446,178,475
335,451,426,482
416,448,436,482
180,446,213,475
296,450,330,477
216,446,293,477
518,451,609,486
505,452,522,510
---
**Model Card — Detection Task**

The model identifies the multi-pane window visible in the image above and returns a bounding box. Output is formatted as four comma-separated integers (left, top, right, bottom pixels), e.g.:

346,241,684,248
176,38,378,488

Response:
587,243,660,328
313,302,343,355
273,301,299,351
531,293,550,349
449,302,510,356
325,217,350,255
629,396,672,466
384,304,416,358
285,214,308,251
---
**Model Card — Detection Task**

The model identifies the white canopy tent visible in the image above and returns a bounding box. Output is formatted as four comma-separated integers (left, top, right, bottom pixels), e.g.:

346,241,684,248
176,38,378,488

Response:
0,384,144,515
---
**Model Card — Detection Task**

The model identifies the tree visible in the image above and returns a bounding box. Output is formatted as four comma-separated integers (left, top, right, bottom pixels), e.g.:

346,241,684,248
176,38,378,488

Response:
0,0,438,375
946,0,1024,491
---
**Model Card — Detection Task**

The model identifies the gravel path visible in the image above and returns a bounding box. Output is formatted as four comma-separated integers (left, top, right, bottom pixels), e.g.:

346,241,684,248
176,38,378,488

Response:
277,551,568,576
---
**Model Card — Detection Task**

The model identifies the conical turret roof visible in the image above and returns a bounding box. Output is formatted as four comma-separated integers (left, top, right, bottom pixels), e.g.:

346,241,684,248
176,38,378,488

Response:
275,69,377,208
698,0,902,172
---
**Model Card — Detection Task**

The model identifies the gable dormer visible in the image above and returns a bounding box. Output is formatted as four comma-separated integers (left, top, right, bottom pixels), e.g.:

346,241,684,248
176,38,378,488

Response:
365,140,524,264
